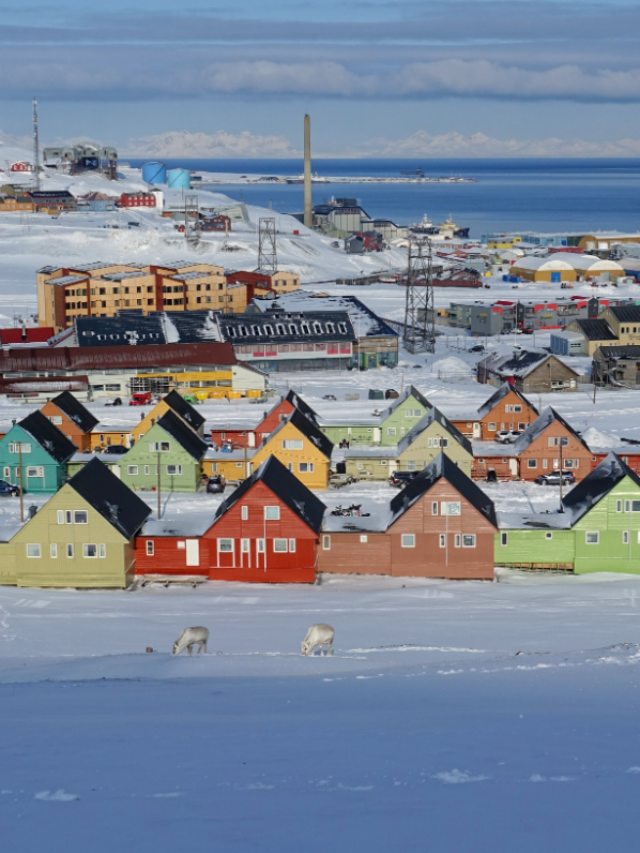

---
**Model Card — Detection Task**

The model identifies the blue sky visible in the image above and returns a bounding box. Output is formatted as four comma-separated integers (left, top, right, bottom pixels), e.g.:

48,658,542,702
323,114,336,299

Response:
1,0,639,151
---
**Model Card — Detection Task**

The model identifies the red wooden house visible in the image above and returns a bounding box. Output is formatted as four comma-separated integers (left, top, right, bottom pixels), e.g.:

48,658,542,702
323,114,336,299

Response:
210,390,318,448
135,455,325,583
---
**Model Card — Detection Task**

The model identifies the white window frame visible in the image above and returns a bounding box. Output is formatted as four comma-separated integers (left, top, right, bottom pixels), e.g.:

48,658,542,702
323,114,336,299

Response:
218,538,234,553
241,505,249,520
26,543,41,558
441,502,461,516
289,539,296,552
241,538,250,553
299,462,314,473
623,531,630,545
26,466,44,479
67,543,74,558
257,539,265,554
585,531,599,545
273,538,288,552
462,534,476,548
401,534,416,549
527,459,538,468
57,510,64,525
322,535,331,551
83,544,98,558
439,534,446,548
146,540,154,556
74,511,88,524
264,506,280,520
454,534,461,548
166,465,182,476
128,465,138,475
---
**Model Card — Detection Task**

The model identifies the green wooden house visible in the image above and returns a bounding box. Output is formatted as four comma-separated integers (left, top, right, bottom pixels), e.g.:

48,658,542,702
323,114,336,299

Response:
496,453,640,574
0,458,151,588
0,411,77,494
320,386,431,447
119,410,208,493
343,406,473,480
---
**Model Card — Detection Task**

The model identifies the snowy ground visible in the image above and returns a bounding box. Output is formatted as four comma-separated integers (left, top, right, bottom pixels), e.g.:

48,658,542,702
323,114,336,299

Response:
2,576,640,851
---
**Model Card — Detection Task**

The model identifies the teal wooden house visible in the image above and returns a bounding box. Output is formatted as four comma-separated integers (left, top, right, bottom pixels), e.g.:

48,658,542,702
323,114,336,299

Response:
0,411,77,494
119,410,208,493
496,453,640,574
320,386,431,447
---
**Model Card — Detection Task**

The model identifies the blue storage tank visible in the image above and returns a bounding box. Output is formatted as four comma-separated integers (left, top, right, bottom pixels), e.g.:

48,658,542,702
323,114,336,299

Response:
142,162,167,184
167,168,191,190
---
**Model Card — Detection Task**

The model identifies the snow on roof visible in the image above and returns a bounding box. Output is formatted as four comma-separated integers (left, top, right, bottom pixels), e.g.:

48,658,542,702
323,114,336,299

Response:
512,407,588,455
476,382,538,420
551,253,625,273
512,256,575,272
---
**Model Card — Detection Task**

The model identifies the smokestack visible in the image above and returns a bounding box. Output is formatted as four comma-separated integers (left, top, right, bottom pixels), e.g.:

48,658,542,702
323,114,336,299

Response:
303,114,312,228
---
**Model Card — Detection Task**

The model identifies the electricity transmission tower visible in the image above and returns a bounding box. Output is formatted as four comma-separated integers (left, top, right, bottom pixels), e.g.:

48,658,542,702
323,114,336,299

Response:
258,217,277,273
402,238,436,354
184,195,200,244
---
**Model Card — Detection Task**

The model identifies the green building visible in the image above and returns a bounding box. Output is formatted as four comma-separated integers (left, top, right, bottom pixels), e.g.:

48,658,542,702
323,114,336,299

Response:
120,410,208,493
0,411,77,494
0,458,151,588
320,386,431,447
496,453,640,574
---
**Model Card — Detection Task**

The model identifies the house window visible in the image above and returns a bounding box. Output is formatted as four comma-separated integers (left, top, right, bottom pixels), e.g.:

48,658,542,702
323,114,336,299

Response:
166,465,182,476
146,541,154,556
360,535,368,544
387,427,396,436
623,531,630,544
257,539,265,553
401,534,416,548
26,467,44,479
218,539,234,552
241,506,248,520
585,531,599,545
501,532,508,546
273,539,288,552
26,543,41,558
441,502,461,516
265,506,280,520
289,539,296,552
67,544,74,558
624,501,640,512
83,544,98,558
128,466,138,476
439,534,446,548
282,439,303,450
617,500,623,512
322,535,331,550
454,534,461,548
299,462,314,473
9,442,31,454
2,467,9,479
150,441,171,452
144,466,150,476
462,534,476,548
545,532,553,540
406,461,416,472
240,538,250,553
432,502,438,515
57,510,64,525
74,511,88,524
177,542,186,550
527,459,537,468
488,423,496,431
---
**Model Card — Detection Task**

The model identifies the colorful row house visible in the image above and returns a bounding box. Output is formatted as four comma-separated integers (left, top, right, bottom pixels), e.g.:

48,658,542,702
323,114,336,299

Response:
0,411,77,494
496,453,640,574
41,391,99,452
318,453,498,580
210,390,317,449
135,456,325,583
0,458,151,587
343,407,473,480
450,382,539,441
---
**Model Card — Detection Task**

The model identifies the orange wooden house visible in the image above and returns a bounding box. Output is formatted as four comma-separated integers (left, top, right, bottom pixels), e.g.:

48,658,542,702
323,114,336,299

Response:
210,390,318,449
450,382,539,441
40,390,99,451
135,456,325,583
318,453,498,580
510,407,591,481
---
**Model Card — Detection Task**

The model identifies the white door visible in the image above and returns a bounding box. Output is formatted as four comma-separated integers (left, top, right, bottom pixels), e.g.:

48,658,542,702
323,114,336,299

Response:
509,459,518,478
373,428,381,444
248,432,256,448
112,465,121,479
186,539,200,567
472,422,481,439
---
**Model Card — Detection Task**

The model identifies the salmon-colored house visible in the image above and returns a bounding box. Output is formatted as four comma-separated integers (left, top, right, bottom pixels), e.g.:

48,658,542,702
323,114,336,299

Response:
318,453,498,580
135,456,326,583
510,407,592,481
40,391,99,451
210,390,318,449
450,382,539,441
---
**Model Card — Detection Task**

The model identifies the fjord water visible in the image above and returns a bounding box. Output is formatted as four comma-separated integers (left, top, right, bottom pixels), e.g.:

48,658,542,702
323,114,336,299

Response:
129,158,640,238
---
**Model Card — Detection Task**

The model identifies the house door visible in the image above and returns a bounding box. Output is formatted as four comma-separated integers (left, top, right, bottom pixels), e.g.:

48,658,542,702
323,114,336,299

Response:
373,428,381,444
473,422,482,439
112,465,121,479
186,540,200,567
509,458,518,478
551,272,561,283
248,432,256,448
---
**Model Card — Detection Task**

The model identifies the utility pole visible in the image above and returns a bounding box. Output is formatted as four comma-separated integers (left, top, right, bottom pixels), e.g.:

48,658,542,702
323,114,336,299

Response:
258,217,277,274
32,97,41,192
157,450,162,520
18,440,24,522
558,440,564,512
402,237,435,354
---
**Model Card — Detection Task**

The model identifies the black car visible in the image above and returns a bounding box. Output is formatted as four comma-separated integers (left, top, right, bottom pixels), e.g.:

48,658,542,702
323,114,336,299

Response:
389,470,419,487
104,444,128,455
534,471,576,486
206,475,226,494
468,344,485,353
0,479,19,497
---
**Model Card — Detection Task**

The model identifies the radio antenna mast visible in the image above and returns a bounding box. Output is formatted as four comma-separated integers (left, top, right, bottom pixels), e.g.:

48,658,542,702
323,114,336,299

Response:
32,97,41,192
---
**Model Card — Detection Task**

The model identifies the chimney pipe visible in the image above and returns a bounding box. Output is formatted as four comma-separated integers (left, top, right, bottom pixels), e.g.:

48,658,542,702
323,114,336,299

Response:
303,114,312,229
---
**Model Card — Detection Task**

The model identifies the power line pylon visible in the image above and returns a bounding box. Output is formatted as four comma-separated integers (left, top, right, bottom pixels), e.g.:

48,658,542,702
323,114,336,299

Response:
184,195,200,244
258,217,277,273
402,237,436,354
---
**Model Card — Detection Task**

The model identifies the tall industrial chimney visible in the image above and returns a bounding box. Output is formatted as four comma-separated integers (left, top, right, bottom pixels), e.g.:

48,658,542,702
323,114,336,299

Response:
303,114,312,228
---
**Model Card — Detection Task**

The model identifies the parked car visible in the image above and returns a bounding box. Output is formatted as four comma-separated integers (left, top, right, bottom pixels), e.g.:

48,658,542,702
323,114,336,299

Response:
389,470,420,487
129,392,151,406
323,395,337,401
329,473,354,489
105,396,122,407
0,479,19,497
468,345,485,353
534,471,576,486
494,430,522,444
104,445,128,455
206,475,225,494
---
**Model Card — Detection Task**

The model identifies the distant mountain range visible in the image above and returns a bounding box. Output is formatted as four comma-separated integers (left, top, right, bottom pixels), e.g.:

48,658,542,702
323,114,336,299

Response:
123,130,300,158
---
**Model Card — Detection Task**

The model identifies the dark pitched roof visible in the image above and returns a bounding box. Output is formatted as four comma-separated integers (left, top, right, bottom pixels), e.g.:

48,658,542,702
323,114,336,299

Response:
561,452,640,524
385,385,431,417
573,318,617,341
512,407,589,454
163,390,205,432
389,452,497,529
608,305,640,323
397,406,473,457
218,311,356,346
74,311,222,347
69,458,152,538
18,410,77,463
155,410,208,460
213,455,325,534
476,381,538,420
284,390,318,424
263,407,334,459
595,345,640,359
50,390,99,433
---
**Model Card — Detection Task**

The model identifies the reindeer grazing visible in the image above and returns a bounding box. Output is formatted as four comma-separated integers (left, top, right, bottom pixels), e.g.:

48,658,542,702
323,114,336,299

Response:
172,627,209,655
301,624,334,656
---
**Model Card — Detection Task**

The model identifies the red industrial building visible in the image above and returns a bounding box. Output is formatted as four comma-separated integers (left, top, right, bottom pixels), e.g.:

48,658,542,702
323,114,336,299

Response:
119,192,157,208
0,327,54,346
